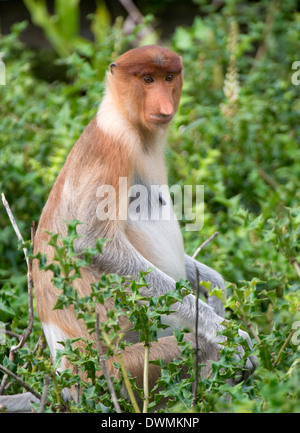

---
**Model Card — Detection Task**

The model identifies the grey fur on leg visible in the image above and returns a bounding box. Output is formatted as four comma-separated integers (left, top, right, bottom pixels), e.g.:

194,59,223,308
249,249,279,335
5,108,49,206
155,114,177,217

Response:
184,254,257,379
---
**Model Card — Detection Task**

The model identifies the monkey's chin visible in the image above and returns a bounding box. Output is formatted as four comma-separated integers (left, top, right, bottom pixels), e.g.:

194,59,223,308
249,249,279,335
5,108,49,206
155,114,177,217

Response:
148,114,174,125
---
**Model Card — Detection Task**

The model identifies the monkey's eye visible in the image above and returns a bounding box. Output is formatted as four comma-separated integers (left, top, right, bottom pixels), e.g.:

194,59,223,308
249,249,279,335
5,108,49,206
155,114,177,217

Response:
165,74,174,82
143,75,154,84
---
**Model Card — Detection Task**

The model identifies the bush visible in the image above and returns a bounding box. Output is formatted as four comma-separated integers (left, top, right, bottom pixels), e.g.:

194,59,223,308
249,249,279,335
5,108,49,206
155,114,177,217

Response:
0,0,299,413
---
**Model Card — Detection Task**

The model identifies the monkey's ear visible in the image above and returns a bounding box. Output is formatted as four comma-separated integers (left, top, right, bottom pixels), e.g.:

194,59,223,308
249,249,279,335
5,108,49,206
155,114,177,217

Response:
110,63,117,74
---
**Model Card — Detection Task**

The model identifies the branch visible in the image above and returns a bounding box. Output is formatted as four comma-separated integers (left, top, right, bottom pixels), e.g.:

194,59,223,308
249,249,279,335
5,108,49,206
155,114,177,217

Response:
191,265,200,409
191,231,220,407
143,344,150,413
0,193,35,394
273,329,295,367
96,313,141,412
252,0,279,66
257,167,279,190
192,231,219,260
10,220,35,353
0,364,41,401
30,332,47,373
116,350,141,413
38,376,50,413
118,0,144,25
246,321,261,345
237,311,261,345
95,313,122,413
1,193,28,263
0,329,29,344
118,0,156,43
291,259,300,280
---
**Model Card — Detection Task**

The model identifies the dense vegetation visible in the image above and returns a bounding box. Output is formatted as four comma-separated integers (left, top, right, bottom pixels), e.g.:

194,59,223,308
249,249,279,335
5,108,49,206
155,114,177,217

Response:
0,0,299,413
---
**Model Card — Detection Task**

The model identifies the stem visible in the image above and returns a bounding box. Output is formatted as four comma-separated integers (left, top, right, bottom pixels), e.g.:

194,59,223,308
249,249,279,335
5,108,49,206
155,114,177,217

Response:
1,193,29,261
236,293,261,345
291,259,300,280
251,0,279,69
0,364,41,400
143,344,150,413
38,376,50,413
95,314,121,413
31,332,47,373
116,352,141,413
246,321,261,345
51,373,62,411
192,232,219,260
191,265,200,409
118,0,144,24
0,194,35,394
273,329,295,367
96,319,138,412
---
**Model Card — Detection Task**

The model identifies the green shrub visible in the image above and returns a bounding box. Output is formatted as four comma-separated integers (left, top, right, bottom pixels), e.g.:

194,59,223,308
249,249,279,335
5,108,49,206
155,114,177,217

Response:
0,0,299,413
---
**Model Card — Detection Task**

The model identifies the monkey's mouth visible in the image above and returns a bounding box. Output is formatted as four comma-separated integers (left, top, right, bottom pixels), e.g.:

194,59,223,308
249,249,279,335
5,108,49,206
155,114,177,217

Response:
149,114,174,124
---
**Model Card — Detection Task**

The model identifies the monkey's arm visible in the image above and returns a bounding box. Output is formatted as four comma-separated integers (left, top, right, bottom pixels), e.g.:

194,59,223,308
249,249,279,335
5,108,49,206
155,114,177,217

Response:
77,230,256,374
184,254,225,317
77,231,225,344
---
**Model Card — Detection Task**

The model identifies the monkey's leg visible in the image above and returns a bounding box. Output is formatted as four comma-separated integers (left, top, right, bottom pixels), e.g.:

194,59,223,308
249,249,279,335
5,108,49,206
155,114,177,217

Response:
105,334,219,408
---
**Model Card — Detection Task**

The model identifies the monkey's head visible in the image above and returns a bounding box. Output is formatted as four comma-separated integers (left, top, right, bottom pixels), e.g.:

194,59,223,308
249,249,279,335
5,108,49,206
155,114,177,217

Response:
107,45,183,132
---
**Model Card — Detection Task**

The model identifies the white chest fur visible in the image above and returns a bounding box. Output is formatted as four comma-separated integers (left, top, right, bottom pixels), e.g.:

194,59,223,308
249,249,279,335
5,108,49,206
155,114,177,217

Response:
97,92,186,281
127,180,186,281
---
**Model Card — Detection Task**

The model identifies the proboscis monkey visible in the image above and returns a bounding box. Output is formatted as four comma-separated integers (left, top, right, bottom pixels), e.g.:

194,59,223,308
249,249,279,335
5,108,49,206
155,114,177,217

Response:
33,45,255,401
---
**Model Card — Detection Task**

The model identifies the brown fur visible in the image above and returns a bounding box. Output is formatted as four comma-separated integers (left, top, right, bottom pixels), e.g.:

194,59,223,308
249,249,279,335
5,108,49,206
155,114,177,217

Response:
33,45,220,401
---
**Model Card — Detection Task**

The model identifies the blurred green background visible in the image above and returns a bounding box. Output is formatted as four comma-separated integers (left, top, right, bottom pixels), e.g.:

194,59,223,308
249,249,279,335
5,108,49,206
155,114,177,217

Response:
0,0,300,412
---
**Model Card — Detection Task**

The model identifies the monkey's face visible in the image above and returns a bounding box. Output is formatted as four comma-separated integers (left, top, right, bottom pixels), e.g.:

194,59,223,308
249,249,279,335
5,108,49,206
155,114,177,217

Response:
140,71,183,128
109,45,183,132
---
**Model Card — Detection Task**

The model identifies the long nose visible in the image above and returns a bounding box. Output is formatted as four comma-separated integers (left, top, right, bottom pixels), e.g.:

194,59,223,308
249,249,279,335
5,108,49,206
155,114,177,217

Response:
159,96,174,117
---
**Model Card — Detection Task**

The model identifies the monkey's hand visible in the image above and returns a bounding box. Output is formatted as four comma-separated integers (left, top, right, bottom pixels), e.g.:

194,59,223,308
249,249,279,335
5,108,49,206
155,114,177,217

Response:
231,329,257,382
215,325,257,382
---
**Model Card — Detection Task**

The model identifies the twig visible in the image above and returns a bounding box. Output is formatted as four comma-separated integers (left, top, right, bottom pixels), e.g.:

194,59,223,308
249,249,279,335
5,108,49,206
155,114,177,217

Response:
30,332,47,373
38,376,50,413
192,232,219,260
191,232,220,407
5,333,41,392
0,329,29,343
0,194,35,394
11,220,35,353
252,0,279,67
0,364,41,401
257,167,279,190
50,373,63,411
273,329,295,367
95,315,140,412
191,266,200,409
1,193,29,263
118,0,144,25
118,0,156,43
95,313,122,413
116,351,141,413
291,260,300,280
74,382,80,405
247,322,261,345
143,344,150,413
238,313,261,345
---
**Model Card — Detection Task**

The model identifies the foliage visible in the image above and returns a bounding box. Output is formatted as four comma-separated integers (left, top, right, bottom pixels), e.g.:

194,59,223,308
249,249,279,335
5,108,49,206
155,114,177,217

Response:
0,0,300,413
27,222,195,413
